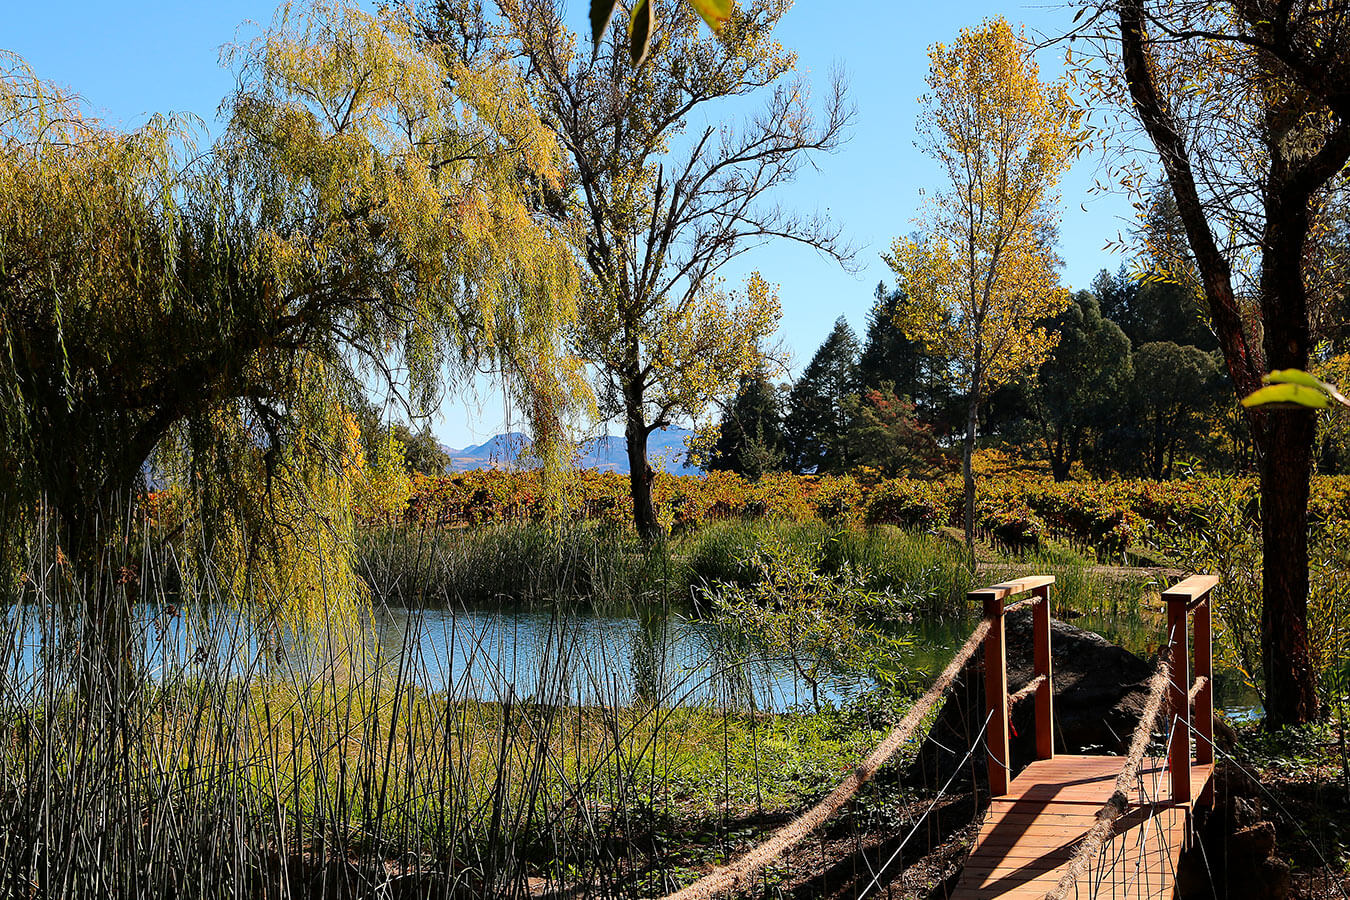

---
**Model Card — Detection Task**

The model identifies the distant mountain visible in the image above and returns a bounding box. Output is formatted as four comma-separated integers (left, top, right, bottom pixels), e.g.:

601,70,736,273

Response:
442,426,700,476
443,432,532,472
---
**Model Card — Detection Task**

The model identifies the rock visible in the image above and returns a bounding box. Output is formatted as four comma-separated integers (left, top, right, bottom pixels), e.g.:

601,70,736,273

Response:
906,608,1156,788
1176,762,1291,900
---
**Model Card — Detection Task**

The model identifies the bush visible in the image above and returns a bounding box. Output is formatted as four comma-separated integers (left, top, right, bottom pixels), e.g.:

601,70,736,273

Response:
379,468,1350,564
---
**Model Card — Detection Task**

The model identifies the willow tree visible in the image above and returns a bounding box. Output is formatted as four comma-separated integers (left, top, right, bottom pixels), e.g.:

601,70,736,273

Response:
885,17,1080,553
0,1,580,641
488,0,851,540
1079,0,1350,724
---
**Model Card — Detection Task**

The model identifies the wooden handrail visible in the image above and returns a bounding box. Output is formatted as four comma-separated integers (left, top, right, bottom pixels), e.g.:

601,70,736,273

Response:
1162,573,1219,606
974,575,1056,796
969,575,1056,605
1163,573,1217,802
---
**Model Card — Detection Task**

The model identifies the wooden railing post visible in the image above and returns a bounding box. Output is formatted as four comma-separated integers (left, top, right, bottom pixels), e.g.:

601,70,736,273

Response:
984,591,1010,797
1166,591,1191,803
971,575,1055,797
1195,596,1214,765
1033,583,1054,760
1162,575,1219,804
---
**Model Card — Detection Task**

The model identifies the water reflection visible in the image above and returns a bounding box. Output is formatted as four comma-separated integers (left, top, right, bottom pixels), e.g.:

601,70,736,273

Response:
367,606,865,711
1,601,1262,717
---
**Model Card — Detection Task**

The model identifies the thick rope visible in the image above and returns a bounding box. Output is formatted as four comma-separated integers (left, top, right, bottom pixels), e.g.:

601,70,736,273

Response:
1041,634,1175,900
856,709,996,900
1188,674,1208,705
660,618,994,900
1008,673,1046,707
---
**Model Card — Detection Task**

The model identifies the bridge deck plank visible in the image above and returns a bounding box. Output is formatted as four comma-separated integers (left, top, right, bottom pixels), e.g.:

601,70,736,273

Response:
950,755,1213,900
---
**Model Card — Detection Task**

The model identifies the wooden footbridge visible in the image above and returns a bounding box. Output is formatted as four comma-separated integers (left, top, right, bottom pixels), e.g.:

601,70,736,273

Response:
951,574,1217,900
662,573,1220,900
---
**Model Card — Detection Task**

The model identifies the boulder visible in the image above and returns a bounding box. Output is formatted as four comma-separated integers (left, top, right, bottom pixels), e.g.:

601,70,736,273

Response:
1176,762,1290,900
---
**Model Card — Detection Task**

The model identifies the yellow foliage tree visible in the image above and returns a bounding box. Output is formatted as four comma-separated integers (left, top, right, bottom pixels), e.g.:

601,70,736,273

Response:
0,0,584,653
353,426,414,525
884,17,1080,552
492,0,851,540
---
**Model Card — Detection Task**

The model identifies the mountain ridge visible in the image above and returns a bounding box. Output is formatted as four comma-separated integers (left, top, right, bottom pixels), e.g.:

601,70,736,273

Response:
442,426,700,476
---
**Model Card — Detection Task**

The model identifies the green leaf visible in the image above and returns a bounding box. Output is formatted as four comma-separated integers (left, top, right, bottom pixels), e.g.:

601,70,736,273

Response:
1240,383,1331,409
1266,368,1326,390
689,0,733,31
590,0,620,50
629,0,654,66
1262,369,1350,408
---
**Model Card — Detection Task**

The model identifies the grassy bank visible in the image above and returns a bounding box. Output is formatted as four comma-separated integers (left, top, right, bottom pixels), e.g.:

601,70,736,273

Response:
0,514,1204,898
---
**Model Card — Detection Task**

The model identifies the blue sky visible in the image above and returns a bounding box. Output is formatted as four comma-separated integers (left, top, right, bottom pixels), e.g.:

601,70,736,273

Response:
6,0,1139,449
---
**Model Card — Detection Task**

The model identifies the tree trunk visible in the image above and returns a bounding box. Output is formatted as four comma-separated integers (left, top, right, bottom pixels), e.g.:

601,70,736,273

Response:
1117,0,1342,725
59,498,136,712
1256,185,1321,724
1048,423,1079,482
963,390,978,557
624,410,662,543
1259,411,1319,725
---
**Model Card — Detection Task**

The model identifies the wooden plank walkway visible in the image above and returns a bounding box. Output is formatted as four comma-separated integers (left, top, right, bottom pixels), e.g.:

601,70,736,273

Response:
951,756,1214,900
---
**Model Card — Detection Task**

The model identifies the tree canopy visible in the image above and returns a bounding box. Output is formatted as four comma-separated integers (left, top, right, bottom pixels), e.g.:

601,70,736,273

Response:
0,1,582,620
1031,290,1133,481
491,0,849,539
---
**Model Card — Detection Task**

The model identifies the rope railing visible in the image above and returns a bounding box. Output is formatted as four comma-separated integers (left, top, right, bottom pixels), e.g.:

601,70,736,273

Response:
1040,628,1177,900
658,617,994,900
1008,673,1046,708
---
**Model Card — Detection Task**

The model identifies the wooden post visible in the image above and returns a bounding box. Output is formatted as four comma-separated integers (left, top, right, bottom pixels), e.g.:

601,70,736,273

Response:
1033,584,1054,760
1166,592,1191,803
1195,597,1214,765
984,592,1010,797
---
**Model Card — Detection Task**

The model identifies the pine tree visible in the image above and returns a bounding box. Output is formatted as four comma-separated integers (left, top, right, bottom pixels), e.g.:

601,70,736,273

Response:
707,371,787,480
784,318,860,474
857,284,957,434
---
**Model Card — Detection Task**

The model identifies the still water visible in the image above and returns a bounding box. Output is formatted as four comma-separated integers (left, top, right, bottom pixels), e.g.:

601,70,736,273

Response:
3,602,1261,717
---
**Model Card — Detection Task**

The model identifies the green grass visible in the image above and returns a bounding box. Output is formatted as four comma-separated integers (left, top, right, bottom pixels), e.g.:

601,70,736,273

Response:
4,513,1184,898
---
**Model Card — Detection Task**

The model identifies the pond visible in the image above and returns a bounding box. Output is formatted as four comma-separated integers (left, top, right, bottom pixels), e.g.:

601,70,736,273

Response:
0,599,1262,718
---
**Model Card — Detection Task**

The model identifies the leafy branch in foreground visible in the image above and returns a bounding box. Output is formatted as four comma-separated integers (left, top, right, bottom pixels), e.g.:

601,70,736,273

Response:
589,0,732,65
708,538,910,712
1242,369,1350,411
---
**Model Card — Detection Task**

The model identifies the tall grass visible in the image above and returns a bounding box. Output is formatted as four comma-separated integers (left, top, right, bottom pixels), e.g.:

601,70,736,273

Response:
355,521,681,612
0,516,911,899
357,518,979,619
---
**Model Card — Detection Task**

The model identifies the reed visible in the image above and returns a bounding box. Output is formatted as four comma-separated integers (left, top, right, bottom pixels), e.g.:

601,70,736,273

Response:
0,516,904,899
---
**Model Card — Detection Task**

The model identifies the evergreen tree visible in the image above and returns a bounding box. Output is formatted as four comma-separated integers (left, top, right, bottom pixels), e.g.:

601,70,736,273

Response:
1032,290,1133,480
1092,268,1218,351
857,284,957,433
784,318,860,474
707,371,787,480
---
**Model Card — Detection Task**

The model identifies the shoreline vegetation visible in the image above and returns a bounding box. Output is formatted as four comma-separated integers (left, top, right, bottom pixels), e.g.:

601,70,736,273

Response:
4,480,1346,897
